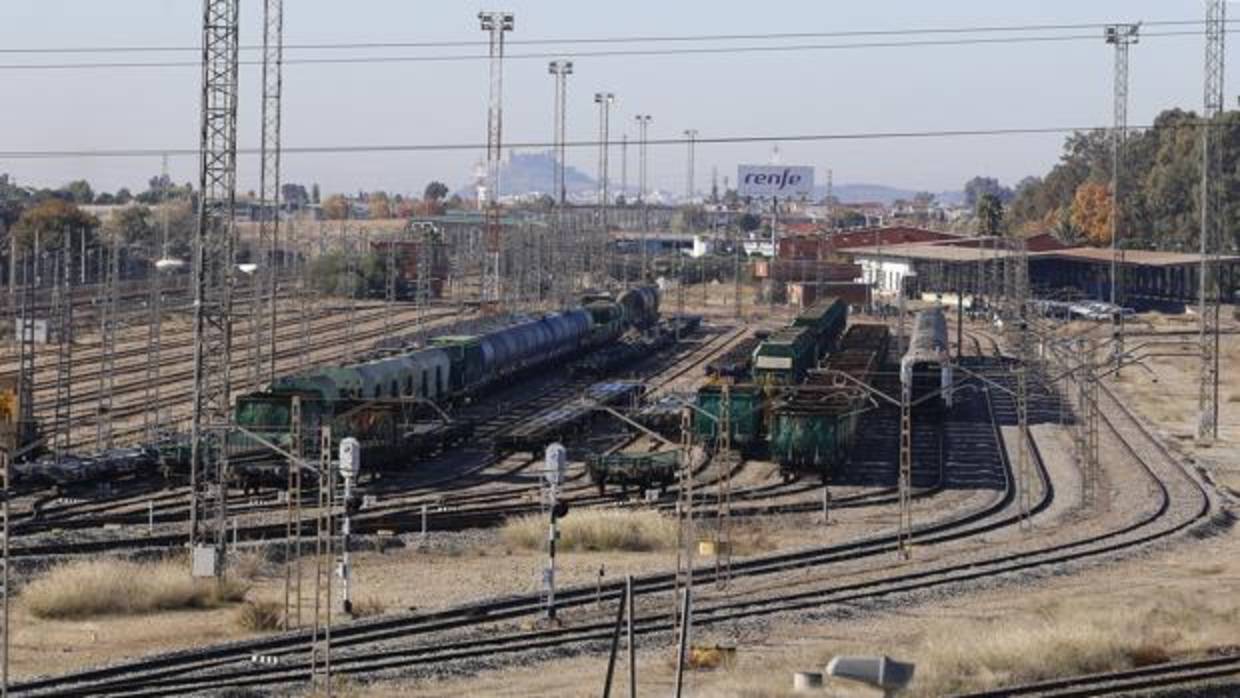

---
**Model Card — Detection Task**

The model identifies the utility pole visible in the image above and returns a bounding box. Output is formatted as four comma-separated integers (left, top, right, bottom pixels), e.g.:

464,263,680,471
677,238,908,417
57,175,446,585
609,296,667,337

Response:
595,92,614,285
189,0,242,575
1105,23,1138,371
480,11,514,309
257,0,284,386
683,129,698,202
1198,0,1224,441
635,115,652,282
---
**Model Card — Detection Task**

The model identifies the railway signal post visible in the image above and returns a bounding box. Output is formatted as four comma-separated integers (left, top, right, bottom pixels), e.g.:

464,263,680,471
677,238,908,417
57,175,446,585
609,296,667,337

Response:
543,443,567,622
338,437,361,615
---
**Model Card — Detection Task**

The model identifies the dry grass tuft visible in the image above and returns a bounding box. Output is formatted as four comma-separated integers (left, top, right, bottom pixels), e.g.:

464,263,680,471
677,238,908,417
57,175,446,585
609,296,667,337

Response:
230,550,270,581
908,593,1240,696
349,596,387,619
23,558,248,620
500,508,678,552
235,600,283,632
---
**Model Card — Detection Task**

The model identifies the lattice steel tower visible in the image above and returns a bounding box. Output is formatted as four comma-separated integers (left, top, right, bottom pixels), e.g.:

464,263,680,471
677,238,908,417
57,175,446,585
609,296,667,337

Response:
480,11,514,307
1199,0,1225,440
1105,23,1138,369
189,0,242,554
256,0,284,386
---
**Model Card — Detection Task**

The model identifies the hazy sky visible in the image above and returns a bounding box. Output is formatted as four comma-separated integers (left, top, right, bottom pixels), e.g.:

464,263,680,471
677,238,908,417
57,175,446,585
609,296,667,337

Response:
0,1,1230,197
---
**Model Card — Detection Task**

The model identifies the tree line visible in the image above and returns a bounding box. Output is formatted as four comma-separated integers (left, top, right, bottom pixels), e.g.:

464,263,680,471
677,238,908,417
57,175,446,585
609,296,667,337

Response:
967,108,1240,252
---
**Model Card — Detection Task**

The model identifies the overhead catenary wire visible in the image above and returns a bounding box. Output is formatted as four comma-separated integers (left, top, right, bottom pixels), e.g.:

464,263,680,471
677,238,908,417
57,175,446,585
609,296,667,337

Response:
0,123,1213,161
0,18,1229,55
0,29,1218,71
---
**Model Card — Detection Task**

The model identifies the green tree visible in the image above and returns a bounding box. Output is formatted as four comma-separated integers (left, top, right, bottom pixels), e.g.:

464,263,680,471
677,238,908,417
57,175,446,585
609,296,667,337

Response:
738,213,762,232
63,179,95,205
976,193,1005,237
11,199,100,252
964,176,1013,208
102,205,156,247
424,181,450,202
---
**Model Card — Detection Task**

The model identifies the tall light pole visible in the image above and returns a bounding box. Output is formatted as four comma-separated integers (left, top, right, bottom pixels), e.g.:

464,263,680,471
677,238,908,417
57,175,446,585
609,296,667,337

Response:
1105,23,1138,371
620,134,629,202
479,10,514,308
635,115,652,282
683,129,698,202
548,59,573,305
548,60,573,205
595,92,615,284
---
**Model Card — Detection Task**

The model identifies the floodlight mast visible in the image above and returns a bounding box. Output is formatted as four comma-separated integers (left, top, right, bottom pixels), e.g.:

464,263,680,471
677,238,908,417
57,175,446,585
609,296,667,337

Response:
595,92,615,284
480,11,514,309
1104,22,1138,372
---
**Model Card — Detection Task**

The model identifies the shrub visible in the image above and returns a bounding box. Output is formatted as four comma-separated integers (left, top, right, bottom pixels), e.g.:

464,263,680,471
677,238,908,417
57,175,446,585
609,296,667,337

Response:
501,509,677,552
235,600,284,632
24,558,248,619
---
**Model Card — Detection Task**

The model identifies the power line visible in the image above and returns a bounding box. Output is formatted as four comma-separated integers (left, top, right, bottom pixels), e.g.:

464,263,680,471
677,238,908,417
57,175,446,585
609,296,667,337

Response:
0,18,1226,55
0,30,1212,71
0,123,1203,161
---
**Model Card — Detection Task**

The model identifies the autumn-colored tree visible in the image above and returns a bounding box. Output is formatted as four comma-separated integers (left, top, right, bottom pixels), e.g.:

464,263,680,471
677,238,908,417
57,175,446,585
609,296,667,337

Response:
1069,181,1113,245
368,192,392,220
11,199,100,251
321,194,349,220
413,199,443,216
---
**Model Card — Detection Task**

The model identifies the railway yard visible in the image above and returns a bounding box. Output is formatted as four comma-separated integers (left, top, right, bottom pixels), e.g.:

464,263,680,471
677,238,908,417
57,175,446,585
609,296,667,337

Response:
4,4,1240,697
0,267,1234,698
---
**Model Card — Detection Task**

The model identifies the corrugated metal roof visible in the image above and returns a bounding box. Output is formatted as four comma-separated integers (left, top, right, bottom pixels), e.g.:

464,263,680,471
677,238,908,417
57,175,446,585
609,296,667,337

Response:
842,243,1240,267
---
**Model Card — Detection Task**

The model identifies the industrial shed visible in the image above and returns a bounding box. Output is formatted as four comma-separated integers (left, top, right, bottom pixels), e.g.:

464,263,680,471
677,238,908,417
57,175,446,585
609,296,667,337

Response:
840,241,1240,309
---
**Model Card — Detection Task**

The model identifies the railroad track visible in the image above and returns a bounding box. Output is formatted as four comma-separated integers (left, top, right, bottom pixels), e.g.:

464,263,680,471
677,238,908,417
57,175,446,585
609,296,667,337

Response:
17,333,1213,697
8,355,1027,695
7,324,743,551
958,652,1240,696
35,303,460,451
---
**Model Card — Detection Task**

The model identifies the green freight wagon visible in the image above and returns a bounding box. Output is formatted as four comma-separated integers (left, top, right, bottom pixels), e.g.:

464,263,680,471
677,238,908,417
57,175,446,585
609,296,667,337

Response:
768,323,890,480
693,384,765,452
792,296,848,359
768,392,858,481
752,327,816,385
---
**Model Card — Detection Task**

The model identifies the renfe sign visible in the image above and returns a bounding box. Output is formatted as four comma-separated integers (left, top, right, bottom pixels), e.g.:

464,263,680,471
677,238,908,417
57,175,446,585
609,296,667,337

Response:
738,165,814,198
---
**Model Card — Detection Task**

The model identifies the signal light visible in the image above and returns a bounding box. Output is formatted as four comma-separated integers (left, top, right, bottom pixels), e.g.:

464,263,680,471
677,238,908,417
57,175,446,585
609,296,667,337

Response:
552,501,569,520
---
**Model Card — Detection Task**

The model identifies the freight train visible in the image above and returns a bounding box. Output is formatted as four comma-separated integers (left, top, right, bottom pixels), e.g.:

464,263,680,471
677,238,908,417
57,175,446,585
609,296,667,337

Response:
228,286,662,480
695,298,848,451
768,324,891,480
689,301,953,482
751,298,848,385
